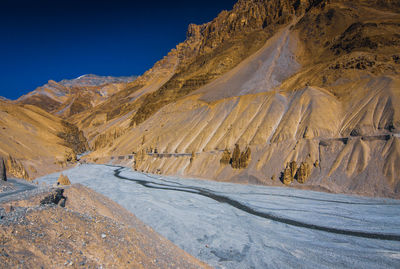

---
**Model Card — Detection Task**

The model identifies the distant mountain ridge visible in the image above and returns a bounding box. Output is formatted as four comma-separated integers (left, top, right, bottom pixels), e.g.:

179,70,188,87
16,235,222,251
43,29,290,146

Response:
58,74,137,87
17,74,137,118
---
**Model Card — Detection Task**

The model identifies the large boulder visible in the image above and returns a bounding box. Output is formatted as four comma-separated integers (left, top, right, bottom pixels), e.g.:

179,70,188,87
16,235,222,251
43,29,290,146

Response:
0,157,6,181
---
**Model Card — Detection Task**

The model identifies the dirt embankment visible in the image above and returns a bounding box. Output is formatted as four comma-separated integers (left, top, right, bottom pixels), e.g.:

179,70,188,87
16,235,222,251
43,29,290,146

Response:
0,184,210,268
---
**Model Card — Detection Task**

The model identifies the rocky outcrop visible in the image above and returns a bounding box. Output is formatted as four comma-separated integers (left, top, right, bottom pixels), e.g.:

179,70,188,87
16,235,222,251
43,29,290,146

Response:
229,144,252,169
231,144,241,169
57,174,71,186
220,149,232,164
57,120,89,155
239,147,251,169
297,162,311,183
40,189,67,207
5,155,29,180
331,22,400,55
280,161,312,184
133,149,147,171
281,161,297,185
289,161,297,180
282,165,293,185
93,128,125,150
0,157,6,181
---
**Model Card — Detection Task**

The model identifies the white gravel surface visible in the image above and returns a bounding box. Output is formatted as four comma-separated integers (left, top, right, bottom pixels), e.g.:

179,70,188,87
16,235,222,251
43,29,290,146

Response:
37,164,400,269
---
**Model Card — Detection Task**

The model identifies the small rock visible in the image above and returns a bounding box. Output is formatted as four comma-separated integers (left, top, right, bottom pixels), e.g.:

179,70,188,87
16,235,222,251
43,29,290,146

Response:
101,234,106,239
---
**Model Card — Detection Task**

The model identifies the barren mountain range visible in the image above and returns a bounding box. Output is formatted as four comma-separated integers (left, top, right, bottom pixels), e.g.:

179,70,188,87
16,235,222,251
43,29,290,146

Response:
1,0,400,198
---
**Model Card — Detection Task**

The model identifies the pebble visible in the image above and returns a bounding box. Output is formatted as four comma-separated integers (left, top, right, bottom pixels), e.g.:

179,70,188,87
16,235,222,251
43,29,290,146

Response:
101,233,106,239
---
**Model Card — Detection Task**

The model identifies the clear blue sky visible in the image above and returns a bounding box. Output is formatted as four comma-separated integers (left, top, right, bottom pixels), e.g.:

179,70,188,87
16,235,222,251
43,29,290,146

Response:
0,0,237,100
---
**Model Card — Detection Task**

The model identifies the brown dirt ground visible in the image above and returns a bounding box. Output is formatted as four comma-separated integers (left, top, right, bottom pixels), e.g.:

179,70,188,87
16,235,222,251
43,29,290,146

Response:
0,184,210,268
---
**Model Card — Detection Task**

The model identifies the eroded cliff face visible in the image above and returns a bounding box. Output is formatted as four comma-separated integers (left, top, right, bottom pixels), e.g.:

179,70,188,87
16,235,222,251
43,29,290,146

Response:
4,155,30,180
78,0,400,198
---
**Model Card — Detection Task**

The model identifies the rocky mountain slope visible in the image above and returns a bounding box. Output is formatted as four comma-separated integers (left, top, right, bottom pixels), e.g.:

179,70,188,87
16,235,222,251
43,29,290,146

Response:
17,74,137,118
78,0,400,198
0,100,88,179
